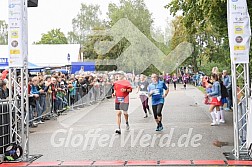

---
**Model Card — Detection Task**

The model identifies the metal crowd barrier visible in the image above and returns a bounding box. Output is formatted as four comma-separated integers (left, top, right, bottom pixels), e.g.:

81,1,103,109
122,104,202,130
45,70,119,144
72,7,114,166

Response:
0,83,114,152
28,83,113,123
0,100,10,154
70,83,113,108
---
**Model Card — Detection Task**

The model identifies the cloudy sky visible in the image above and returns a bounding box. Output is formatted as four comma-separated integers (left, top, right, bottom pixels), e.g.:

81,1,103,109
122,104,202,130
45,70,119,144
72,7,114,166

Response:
0,0,172,44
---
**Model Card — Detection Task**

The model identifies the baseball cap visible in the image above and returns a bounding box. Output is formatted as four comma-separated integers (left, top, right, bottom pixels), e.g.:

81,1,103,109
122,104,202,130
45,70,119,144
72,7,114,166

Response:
60,81,64,85
115,71,125,75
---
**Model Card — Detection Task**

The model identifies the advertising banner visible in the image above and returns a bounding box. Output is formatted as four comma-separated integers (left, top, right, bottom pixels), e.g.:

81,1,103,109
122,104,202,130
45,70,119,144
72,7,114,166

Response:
8,0,27,67
228,0,251,64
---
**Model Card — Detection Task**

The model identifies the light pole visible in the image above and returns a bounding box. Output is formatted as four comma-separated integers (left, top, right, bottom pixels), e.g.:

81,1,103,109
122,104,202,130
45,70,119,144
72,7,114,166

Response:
67,53,70,72
67,53,70,65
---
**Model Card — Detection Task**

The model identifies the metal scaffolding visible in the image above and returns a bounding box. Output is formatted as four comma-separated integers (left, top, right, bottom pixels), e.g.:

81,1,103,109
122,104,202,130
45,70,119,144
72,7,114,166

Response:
8,68,29,161
231,63,250,159
8,0,30,161
227,0,251,160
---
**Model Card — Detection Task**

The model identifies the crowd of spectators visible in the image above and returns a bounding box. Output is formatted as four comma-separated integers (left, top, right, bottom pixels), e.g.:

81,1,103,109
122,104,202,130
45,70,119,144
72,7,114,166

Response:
0,70,121,127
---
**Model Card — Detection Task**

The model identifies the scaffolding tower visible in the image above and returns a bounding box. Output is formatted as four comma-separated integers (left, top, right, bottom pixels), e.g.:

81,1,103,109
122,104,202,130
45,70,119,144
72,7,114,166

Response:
228,0,251,160
231,63,251,159
8,0,30,161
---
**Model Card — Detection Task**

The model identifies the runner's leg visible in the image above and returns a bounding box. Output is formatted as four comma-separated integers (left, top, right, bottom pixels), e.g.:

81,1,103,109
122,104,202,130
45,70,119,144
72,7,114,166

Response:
152,105,160,131
140,95,147,117
122,103,130,130
157,103,164,130
115,103,122,134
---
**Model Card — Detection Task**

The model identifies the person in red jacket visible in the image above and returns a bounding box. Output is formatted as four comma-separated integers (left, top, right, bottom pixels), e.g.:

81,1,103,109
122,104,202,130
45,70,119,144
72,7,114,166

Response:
113,71,132,134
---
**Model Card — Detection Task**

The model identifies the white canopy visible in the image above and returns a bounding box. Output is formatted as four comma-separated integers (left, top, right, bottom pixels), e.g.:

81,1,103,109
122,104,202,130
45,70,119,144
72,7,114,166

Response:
0,44,80,67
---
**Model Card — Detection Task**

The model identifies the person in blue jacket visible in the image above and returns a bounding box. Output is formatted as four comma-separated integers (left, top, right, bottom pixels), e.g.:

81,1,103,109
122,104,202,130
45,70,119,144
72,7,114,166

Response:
31,77,45,124
206,73,222,126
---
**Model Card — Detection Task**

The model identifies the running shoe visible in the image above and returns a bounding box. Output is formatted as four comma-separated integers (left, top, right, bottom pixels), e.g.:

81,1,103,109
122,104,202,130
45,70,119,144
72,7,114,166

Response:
156,125,160,131
126,123,130,131
115,129,121,134
159,123,163,131
148,110,152,115
144,115,148,118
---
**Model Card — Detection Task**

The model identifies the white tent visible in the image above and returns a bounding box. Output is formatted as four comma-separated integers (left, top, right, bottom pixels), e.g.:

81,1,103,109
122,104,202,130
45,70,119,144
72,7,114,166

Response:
0,44,80,67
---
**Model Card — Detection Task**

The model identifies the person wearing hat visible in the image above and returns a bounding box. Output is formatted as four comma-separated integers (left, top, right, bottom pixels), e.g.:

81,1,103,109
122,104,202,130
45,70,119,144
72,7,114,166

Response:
113,71,132,134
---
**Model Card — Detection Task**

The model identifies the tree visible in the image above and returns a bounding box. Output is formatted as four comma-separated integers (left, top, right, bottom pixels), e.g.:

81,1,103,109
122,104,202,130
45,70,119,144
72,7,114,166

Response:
108,0,153,38
35,29,68,44
165,0,252,74
0,20,8,45
105,0,172,73
67,3,103,44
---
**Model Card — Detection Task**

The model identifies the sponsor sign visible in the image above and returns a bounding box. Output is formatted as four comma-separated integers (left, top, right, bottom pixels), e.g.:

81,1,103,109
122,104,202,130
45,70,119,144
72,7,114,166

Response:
228,0,251,64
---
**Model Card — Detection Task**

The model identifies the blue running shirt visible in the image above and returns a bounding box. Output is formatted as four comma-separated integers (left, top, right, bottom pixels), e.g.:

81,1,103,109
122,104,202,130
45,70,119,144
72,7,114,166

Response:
148,81,168,105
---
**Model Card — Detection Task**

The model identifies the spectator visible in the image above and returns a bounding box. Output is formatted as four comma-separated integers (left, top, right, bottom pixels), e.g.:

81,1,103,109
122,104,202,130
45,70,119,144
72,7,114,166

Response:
28,77,38,128
223,70,232,111
0,80,7,99
31,77,44,124
212,67,219,74
207,73,222,126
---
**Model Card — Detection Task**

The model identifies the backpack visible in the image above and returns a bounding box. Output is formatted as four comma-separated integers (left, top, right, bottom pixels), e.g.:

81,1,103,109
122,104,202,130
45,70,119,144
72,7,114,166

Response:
220,82,228,98
4,144,23,161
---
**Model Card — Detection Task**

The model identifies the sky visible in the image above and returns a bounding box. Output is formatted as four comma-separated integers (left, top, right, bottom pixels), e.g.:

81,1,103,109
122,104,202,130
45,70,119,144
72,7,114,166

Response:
0,0,172,44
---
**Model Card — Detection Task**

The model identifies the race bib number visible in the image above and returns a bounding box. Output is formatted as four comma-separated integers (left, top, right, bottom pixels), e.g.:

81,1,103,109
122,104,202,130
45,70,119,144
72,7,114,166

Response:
117,97,125,103
153,89,160,95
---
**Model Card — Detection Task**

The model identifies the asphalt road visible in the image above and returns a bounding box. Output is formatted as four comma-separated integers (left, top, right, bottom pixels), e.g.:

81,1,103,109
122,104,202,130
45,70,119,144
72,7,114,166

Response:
29,84,234,162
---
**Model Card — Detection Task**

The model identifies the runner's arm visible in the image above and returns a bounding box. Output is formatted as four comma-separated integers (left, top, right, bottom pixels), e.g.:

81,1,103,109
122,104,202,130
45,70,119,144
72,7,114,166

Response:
163,89,169,97
136,86,140,93
126,87,132,93
163,82,169,97
126,81,133,93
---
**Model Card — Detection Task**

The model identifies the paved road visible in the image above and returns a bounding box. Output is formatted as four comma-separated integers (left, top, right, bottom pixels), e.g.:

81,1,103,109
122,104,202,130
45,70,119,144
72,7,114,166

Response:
29,84,234,162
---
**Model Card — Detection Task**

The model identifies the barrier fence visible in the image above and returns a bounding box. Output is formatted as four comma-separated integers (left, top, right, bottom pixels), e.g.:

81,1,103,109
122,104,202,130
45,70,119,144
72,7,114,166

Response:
0,83,113,155
0,100,10,155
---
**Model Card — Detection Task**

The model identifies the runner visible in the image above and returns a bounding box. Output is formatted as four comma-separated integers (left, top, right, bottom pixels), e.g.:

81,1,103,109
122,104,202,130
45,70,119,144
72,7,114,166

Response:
172,73,178,90
182,73,188,89
113,71,132,134
206,73,222,126
164,73,171,87
136,74,151,118
148,73,169,131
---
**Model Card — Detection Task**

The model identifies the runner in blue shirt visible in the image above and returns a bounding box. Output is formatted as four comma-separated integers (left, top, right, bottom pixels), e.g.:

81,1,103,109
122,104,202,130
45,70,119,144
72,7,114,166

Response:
148,73,169,131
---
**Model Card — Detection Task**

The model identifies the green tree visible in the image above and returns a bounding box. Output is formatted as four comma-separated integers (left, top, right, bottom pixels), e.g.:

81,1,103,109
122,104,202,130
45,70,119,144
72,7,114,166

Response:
67,3,103,44
165,0,252,74
35,29,68,44
0,20,8,45
105,0,172,73
108,0,153,37
67,3,106,61
76,0,161,73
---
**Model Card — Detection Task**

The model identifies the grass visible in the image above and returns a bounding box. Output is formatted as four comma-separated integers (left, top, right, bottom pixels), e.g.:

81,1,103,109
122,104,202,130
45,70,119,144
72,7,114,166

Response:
197,86,206,94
